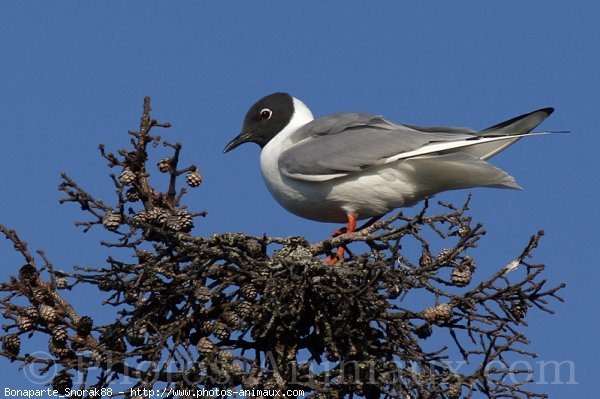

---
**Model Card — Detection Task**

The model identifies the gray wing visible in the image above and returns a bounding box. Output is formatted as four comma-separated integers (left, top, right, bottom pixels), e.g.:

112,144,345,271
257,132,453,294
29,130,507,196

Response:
278,108,553,182
279,113,476,181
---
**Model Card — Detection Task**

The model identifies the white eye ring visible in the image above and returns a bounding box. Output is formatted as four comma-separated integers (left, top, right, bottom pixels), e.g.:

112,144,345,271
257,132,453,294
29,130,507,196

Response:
259,108,272,120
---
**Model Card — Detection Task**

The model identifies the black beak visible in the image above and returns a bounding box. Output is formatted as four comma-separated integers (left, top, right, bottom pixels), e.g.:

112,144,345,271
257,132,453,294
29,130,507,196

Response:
223,131,253,153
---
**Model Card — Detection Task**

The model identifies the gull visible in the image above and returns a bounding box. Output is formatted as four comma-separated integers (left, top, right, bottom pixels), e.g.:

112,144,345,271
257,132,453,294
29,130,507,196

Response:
224,93,554,262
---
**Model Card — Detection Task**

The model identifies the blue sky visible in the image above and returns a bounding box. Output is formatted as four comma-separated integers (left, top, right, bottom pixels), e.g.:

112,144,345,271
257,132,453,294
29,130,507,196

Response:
0,1,597,396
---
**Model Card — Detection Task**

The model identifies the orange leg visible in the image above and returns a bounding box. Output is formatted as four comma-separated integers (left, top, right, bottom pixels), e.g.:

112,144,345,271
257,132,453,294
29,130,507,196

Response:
326,214,357,264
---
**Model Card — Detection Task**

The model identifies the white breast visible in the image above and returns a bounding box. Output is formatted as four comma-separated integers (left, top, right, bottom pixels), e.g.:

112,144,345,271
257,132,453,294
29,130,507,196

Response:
260,98,314,177
259,98,327,217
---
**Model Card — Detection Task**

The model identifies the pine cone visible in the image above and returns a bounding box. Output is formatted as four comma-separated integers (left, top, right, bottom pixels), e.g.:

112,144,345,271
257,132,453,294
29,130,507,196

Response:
452,256,476,287
126,187,140,202
157,157,173,173
25,306,39,320
166,210,194,232
52,371,73,395
197,337,215,355
222,311,242,329
2,334,21,356
451,262,473,287
446,376,462,399
461,256,476,270
39,304,59,324
77,316,94,337
213,322,230,340
102,212,122,231
217,349,234,364
415,323,433,339
236,301,253,318
52,325,69,344
240,284,258,300
186,170,203,187
146,208,170,224
49,338,74,359
510,301,528,321
422,303,453,323
119,168,136,185
18,264,39,284
17,316,34,332
194,285,211,302
228,362,243,376
31,287,49,305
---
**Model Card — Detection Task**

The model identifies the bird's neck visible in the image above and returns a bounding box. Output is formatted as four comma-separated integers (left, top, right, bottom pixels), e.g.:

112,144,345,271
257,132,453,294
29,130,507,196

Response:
278,97,314,145
291,97,315,126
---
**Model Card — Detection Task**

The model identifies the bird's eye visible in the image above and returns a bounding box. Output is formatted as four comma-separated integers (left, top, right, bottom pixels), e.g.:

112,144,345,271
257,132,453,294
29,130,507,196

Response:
259,108,272,120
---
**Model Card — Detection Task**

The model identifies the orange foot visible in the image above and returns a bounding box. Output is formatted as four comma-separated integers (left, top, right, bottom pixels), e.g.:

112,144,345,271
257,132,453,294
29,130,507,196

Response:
325,214,357,265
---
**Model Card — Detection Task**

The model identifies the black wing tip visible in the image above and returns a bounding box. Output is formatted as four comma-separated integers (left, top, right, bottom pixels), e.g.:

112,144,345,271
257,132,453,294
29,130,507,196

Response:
480,106,555,133
536,107,555,116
